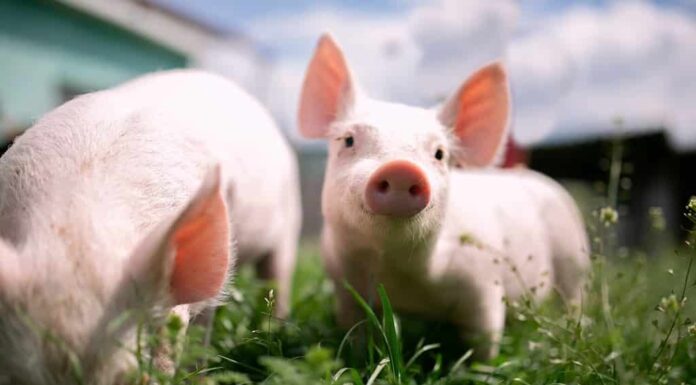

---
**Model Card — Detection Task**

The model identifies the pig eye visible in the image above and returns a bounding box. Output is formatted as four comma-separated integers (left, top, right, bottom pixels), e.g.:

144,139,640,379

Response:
434,148,444,161
344,135,354,148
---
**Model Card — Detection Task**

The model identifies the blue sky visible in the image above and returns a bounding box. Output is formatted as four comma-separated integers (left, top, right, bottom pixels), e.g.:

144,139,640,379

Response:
158,0,690,19
155,0,696,149
155,0,696,33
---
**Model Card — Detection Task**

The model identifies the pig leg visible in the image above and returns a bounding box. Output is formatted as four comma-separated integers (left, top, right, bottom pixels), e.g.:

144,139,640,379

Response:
550,229,590,310
552,251,588,309
333,279,364,330
321,242,366,329
333,258,377,330
546,200,590,309
454,284,506,361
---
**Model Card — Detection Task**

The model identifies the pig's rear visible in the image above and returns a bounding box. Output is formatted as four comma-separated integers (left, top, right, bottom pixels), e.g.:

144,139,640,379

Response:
445,168,590,304
114,70,301,265
112,70,302,313
521,170,590,305
0,70,295,383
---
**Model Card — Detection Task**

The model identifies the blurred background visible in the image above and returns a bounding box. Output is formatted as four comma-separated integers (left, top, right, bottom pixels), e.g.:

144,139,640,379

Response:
1,0,694,249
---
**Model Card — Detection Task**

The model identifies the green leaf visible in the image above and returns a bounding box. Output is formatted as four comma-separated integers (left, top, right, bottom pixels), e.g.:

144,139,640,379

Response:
405,343,440,370
377,284,404,383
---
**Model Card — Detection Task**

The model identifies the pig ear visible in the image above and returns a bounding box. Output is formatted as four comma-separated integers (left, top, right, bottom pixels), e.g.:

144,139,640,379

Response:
127,165,232,307
439,62,510,167
298,33,356,138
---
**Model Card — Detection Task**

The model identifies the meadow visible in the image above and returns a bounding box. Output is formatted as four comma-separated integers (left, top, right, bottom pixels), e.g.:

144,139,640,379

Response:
130,193,696,385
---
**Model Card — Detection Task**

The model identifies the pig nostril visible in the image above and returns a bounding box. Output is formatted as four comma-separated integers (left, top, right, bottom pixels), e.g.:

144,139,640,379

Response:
409,185,422,197
365,161,431,217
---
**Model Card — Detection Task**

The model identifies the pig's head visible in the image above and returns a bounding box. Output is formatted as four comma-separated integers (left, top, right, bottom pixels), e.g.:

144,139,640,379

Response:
0,166,232,385
299,34,510,246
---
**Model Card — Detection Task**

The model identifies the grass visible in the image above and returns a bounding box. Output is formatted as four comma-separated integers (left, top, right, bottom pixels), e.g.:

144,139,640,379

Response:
137,214,696,384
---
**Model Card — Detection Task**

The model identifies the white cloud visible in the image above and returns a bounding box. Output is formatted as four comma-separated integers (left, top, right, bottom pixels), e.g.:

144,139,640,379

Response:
194,39,271,100
409,0,518,102
509,2,696,148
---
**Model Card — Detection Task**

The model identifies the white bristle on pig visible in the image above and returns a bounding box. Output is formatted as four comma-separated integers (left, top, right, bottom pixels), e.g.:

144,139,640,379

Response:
0,70,301,383
299,34,590,360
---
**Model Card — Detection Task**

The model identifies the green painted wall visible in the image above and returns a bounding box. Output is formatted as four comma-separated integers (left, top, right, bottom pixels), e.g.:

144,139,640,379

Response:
0,0,187,133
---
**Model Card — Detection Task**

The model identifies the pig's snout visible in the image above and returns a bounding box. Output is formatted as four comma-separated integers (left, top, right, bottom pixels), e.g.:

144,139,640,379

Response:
365,160,430,218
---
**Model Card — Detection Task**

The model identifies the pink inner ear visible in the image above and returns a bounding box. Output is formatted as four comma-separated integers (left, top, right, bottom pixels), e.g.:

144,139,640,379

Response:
448,63,510,167
298,34,352,138
170,178,230,305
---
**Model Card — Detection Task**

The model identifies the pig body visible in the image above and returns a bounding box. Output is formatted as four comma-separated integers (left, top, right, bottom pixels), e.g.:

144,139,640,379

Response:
102,70,302,313
323,168,588,357
0,70,300,384
299,35,589,359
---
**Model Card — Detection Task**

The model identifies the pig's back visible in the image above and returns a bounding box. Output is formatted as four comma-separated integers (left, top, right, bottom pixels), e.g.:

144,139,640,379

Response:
440,168,584,300
445,168,581,236
0,80,213,255
0,70,299,261
115,70,301,260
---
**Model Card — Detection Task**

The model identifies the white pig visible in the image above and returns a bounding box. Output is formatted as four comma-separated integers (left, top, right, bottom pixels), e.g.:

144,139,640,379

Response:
0,70,300,384
298,35,590,359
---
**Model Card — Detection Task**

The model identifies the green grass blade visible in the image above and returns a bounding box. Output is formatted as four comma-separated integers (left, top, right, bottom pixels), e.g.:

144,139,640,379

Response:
345,282,406,382
405,343,440,370
366,358,390,385
377,284,404,383
344,282,382,369
336,319,368,359
449,349,473,375
367,314,375,369
331,367,354,383
343,282,384,338
216,355,268,376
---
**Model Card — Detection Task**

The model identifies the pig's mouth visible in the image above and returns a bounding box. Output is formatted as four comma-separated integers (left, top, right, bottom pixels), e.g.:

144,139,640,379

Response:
359,201,434,221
